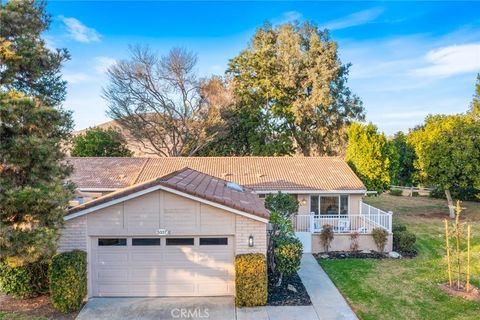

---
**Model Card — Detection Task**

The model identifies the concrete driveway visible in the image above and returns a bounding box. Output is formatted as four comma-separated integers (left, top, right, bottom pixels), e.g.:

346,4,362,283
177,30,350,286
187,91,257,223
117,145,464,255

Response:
76,297,235,320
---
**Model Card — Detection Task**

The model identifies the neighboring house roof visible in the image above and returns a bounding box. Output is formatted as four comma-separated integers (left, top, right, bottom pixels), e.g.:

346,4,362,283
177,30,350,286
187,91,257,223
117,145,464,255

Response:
67,167,270,221
67,156,366,193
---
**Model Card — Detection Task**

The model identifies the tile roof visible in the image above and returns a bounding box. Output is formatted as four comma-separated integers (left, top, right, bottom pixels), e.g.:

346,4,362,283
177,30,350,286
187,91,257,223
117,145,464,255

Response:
67,157,147,189
68,156,366,192
67,167,269,220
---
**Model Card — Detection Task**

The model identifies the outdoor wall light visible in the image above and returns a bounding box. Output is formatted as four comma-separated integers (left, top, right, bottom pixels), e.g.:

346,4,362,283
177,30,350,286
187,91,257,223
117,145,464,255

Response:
301,198,307,206
248,235,254,247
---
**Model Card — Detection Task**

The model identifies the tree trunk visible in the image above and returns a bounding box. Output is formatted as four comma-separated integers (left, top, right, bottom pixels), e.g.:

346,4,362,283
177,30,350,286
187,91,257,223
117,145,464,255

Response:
445,189,455,219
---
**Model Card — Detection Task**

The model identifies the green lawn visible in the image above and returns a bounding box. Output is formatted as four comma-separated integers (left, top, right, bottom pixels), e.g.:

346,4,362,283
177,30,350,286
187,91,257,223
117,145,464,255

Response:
319,194,480,320
0,312,48,320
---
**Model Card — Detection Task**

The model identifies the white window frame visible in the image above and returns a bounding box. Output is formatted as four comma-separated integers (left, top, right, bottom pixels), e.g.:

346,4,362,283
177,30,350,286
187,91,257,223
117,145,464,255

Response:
309,194,350,215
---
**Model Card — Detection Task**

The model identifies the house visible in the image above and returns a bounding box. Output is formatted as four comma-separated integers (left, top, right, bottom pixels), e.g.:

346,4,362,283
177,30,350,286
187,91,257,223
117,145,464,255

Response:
60,167,268,297
61,156,393,297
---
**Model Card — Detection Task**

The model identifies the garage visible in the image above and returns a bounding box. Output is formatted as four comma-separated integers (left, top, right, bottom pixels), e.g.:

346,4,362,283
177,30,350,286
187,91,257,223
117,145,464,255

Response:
91,236,234,297
59,168,269,298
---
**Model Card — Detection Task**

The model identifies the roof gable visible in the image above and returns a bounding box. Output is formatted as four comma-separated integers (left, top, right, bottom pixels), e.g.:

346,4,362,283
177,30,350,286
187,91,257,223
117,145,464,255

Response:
66,167,269,221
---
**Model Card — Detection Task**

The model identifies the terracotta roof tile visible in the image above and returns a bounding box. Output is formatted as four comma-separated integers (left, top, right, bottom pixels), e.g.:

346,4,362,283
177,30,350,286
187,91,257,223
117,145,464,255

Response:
68,156,366,192
67,167,269,220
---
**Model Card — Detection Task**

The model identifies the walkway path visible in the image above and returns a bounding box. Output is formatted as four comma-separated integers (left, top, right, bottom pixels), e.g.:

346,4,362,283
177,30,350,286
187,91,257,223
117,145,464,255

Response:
237,254,357,320
297,254,358,320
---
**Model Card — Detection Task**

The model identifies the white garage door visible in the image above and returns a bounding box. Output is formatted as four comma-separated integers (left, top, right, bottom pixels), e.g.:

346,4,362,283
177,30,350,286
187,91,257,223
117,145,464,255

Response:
90,236,235,297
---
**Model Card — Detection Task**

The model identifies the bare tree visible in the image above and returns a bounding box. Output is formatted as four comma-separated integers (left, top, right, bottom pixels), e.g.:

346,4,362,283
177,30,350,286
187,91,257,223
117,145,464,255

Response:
103,45,224,156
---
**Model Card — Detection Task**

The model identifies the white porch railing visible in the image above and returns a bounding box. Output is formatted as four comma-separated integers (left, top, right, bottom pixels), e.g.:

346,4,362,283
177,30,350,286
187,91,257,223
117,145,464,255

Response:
293,203,392,234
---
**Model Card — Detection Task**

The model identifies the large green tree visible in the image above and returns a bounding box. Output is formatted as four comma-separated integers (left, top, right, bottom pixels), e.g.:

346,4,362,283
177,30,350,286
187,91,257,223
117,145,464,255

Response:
71,127,132,157
408,114,480,218
388,131,416,186
345,122,391,193
0,0,73,267
209,22,364,156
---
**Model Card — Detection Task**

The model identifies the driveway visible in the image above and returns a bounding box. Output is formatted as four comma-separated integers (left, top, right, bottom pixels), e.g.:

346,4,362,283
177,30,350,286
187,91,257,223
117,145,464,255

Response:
76,297,235,320
76,255,356,320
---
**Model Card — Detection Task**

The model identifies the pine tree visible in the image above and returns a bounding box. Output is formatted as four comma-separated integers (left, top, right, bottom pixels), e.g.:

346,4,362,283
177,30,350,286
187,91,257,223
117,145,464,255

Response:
0,0,73,266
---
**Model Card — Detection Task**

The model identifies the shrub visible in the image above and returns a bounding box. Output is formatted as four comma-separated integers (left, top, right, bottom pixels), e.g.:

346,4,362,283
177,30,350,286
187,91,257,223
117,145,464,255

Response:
392,222,407,233
394,231,416,252
235,253,267,307
275,236,302,281
269,212,294,238
49,250,87,313
389,189,403,196
350,232,360,251
319,224,334,252
372,228,388,252
0,262,49,298
265,192,299,218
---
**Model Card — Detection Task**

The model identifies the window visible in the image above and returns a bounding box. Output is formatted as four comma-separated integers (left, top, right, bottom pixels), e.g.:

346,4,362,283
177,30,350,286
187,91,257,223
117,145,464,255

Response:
320,196,339,215
98,238,126,246
200,238,228,245
132,238,160,246
310,195,319,215
166,238,194,246
340,195,349,214
258,194,266,198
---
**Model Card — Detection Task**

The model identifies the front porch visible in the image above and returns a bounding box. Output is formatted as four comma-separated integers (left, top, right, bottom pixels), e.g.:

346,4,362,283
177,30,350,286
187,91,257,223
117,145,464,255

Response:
294,202,393,253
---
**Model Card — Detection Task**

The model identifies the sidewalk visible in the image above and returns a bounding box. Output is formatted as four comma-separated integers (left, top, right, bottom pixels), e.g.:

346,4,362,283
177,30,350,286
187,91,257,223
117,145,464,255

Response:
297,254,358,320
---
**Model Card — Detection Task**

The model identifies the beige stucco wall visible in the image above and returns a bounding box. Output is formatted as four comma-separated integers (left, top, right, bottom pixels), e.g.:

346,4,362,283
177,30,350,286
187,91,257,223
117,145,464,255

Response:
349,194,362,214
312,233,393,253
297,194,310,214
58,190,267,255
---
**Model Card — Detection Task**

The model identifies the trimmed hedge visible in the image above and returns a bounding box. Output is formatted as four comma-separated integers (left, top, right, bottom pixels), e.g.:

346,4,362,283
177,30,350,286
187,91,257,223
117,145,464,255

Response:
393,230,416,252
0,262,49,298
49,250,87,313
275,236,302,279
392,222,407,233
235,253,267,307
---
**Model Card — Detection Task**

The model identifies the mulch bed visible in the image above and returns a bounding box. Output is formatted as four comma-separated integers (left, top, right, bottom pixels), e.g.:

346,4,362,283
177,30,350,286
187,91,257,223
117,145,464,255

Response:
438,283,480,301
267,272,312,306
0,294,80,320
314,250,417,260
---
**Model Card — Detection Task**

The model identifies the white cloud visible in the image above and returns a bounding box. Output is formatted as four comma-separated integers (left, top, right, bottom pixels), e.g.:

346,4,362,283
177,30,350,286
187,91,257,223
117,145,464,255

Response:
323,7,384,30
63,72,91,84
94,56,116,74
411,43,480,77
272,11,303,25
60,16,101,43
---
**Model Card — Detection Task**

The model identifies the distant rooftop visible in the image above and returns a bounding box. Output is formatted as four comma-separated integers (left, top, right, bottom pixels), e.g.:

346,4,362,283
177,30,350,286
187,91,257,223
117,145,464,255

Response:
67,156,366,192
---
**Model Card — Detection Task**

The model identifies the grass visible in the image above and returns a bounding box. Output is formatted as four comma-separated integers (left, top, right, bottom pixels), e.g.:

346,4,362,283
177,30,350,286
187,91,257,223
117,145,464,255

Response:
319,194,480,320
0,312,48,320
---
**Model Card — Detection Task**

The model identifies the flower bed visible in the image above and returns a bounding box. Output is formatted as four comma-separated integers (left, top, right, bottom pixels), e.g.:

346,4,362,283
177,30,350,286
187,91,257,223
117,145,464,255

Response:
314,250,417,260
267,272,311,306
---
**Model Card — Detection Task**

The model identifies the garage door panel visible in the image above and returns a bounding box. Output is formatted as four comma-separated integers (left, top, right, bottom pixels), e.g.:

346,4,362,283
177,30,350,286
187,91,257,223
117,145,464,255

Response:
163,251,196,263
131,252,164,262
91,236,234,297
95,252,129,265
197,281,234,296
96,269,128,281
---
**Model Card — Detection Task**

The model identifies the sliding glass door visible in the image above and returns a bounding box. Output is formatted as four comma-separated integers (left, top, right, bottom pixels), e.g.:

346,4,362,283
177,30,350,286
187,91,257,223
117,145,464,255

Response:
310,195,349,215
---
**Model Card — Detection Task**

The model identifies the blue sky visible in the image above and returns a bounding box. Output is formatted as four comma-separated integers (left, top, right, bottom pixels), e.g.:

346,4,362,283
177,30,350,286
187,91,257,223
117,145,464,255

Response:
45,1,480,135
